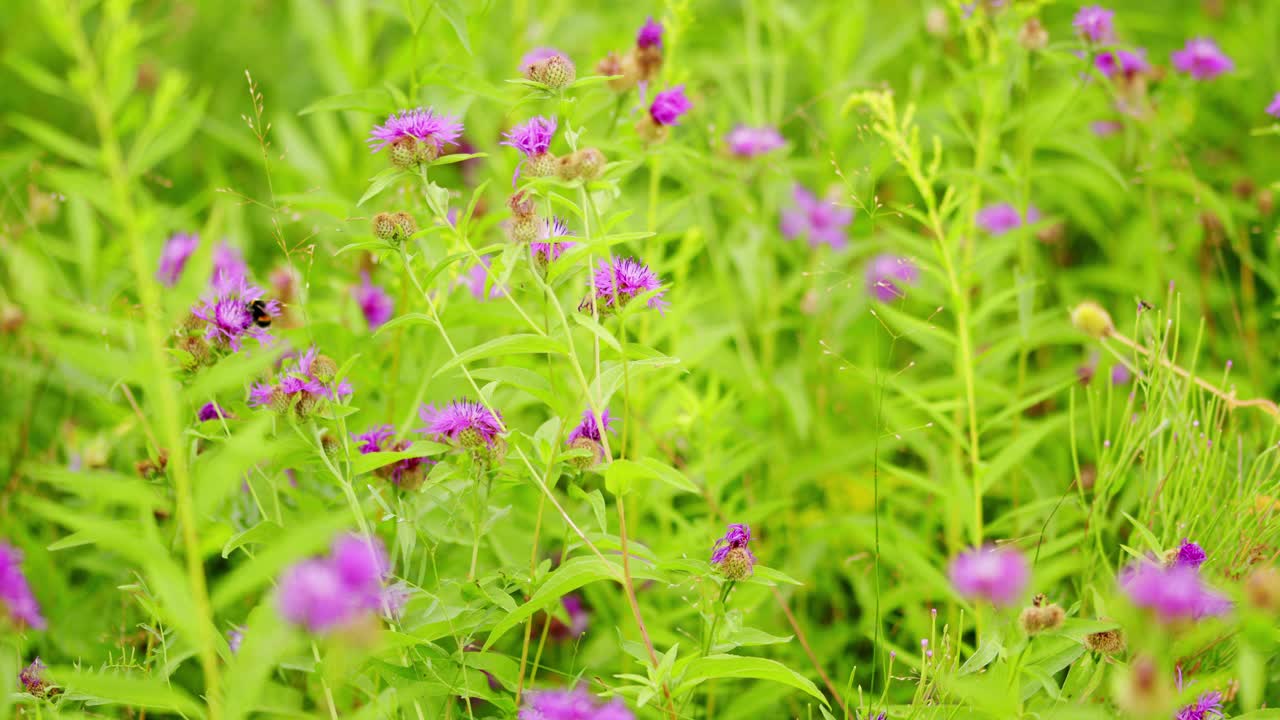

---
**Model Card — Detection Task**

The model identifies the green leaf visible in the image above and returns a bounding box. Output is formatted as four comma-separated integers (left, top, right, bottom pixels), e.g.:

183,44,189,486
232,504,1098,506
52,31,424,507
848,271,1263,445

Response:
483,556,622,649
211,511,351,610
373,312,437,336
52,666,206,718
430,152,487,167
8,114,99,166
351,440,449,475
299,89,392,115
603,458,698,496
358,167,408,206
675,655,827,706
433,334,567,378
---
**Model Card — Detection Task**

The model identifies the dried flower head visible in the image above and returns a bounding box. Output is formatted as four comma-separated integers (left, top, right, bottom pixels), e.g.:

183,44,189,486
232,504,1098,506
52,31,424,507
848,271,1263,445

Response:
1172,38,1233,79
781,185,853,250
1018,18,1049,51
157,232,199,286
353,271,394,330
1245,567,1280,611
726,125,785,157
582,257,668,314
1084,628,1125,654
368,108,464,162
948,545,1029,606
1019,595,1066,634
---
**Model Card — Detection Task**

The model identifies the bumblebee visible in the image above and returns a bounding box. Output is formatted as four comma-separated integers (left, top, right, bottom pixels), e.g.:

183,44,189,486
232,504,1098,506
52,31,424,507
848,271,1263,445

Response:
247,299,274,328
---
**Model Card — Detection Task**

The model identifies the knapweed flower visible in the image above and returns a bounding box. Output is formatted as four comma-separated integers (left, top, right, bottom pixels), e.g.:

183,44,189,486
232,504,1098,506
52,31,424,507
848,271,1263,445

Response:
192,279,280,351
353,271,394,330
19,657,47,696
0,541,46,630
1110,363,1132,385
865,254,920,302
582,257,667,314
566,407,616,468
726,125,785,157
649,86,691,126
463,257,504,301
198,402,232,422
1175,668,1223,720
1172,38,1233,80
711,523,757,580
419,400,504,450
157,232,199,286
1173,539,1206,570
249,347,351,417
976,203,1041,235
948,545,1029,606
368,108,464,165
1267,92,1280,118
211,242,248,292
780,185,853,250
531,217,576,266
521,48,576,88
1120,560,1231,622
637,16,663,49
354,424,431,487
1072,6,1114,44
519,687,633,720
1095,49,1150,79
278,534,391,633
502,116,558,179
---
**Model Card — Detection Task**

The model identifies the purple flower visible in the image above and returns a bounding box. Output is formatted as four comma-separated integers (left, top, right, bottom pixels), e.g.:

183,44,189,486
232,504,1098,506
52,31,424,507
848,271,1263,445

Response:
502,116,557,159
865,254,920,302
726,125,785,157
211,242,248,293
637,16,663,49
368,108,464,153
1091,119,1124,136
1174,539,1206,570
157,232,199,286
277,534,391,632
192,279,279,351
1095,49,1150,79
519,688,633,720
1110,364,1132,385
461,257,504,301
780,185,853,250
567,408,616,445
649,86,691,126
520,48,568,74
1176,692,1223,720
331,534,389,602
976,203,1041,235
419,400,504,448
249,347,352,413
1267,92,1280,118
1120,560,1230,622
531,217,576,264
549,595,590,641
1172,38,1233,80
1072,6,1114,44
1,541,46,630
353,272,394,330
948,545,1029,607
227,626,244,653
198,402,232,422
585,257,667,313
710,523,755,565
353,424,431,485
18,657,46,695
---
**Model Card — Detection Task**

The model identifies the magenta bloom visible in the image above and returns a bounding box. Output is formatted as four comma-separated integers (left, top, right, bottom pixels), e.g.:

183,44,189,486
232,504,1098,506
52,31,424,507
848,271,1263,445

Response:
726,125,785,157
198,402,232,422
780,185,853,250
1095,49,1149,79
1175,668,1223,720
865,254,920,302
520,47,568,74
1172,38,1233,80
531,217,576,264
519,688,633,720
278,534,390,632
1072,6,1114,44
1110,364,1132,385
227,626,244,653
1120,561,1230,622
353,424,431,485
549,595,590,641
976,203,1041,235
948,545,1029,606
249,347,352,410
192,279,279,351
502,116,557,158
1174,539,1206,570
710,523,755,565
419,400,504,447
1091,119,1124,136
1267,92,1280,118
211,242,248,292
567,408,616,445
463,257,504,301
0,541,45,630
353,272,394,330
637,16,663,49
157,232,199,286
18,657,46,695
586,257,667,312
368,107,463,153
649,86,691,126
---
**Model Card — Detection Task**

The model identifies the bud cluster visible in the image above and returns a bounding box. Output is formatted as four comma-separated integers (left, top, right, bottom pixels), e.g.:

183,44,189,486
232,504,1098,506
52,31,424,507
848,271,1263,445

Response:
372,212,418,243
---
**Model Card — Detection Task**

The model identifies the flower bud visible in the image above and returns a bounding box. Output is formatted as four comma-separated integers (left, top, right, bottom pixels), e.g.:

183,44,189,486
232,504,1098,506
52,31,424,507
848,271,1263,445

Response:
555,154,582,182
1018,18,1049,51
925,7,949,37
1115,655,1172,717
389,137,422,169
320,431,341,457
569,437,602,470
718,546,755,581
598,51,639,92
508,191,537,218
294,392,320,419
1245,567,1280,611
1084,628,1125,655
311,354,338,384
392,212,418,238
373,212,399,241
1071,301,1114,339
457,427,486,450
1259,188,1275,217
634,46,662,84
526,152,557,178
510,215,541,243
1019,594,1065,634
178,336,213,370
268,388,292,416
135,450,168,480
576,148,606,180
527,54,576,89
635,116,670,144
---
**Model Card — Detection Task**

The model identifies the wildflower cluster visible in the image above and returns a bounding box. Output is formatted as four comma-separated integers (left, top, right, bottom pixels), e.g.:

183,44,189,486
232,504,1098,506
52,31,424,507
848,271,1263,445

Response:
249,347,352,418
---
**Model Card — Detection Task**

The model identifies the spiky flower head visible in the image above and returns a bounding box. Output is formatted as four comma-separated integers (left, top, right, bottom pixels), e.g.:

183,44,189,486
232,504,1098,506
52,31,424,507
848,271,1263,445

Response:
191,279,280,351
1175,668,1222,720
0,541,46,630
353,425,431,487
1072,6,1114,43
1173,539,1207,570
519,687,634,720
502,116,557,160
531,217,576,266
353,271,394,330
1120,560,1231,623
419,400,503,449
198,402,232,422
1172,38,1233,80
726,125,785,157
19,657,47,696
248,347,352,418
599,51,640,91
649,86,692,126
583,257,667,314
710,523,756,580
567,408,615,445
948,545,1030,607
636,16,663,49
368,108,464,159
1096,49,1150,79
1084,629,1125,654
277,534,391,633
157,232,199,286
780,185,853,250
976,202,1041,235
521,48,576,89
865,254,920,302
